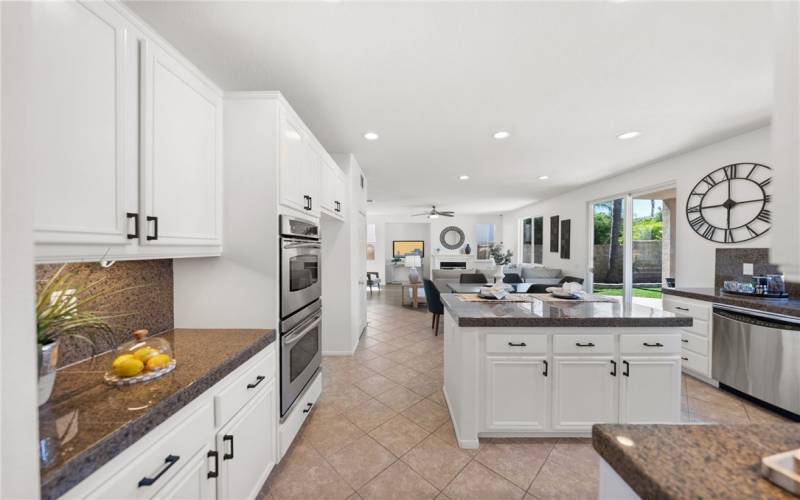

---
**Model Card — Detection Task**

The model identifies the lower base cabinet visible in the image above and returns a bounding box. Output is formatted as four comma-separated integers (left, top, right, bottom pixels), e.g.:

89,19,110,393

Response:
216,380,277,500
552,356,618,431
157,445,216,500
486,356,549,431
619,356,682,423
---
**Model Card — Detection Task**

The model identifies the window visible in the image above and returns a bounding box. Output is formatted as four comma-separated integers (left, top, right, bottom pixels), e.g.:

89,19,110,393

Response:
522,218,532,263
475,223,495,260
522,217,543,264
533,216,543,264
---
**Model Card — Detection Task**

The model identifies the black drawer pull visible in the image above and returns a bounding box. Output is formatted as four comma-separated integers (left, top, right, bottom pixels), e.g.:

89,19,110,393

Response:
575,342,595,347
303,402,313,414
681,356,689,361
622,360,630,377
542,360,548,377
247,375,265,389
146,216,159,241
642,342,664,347
207,450,219,479
675,306,689,311
508,342,527,347
138,455,179,487
223,435,234,460
126,212,139,239
610,360,617,376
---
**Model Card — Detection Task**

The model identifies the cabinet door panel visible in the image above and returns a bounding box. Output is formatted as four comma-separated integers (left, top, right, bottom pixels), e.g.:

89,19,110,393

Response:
621,357,681,424
157,445,215,500
141,40,222,246
279,114,307,213
30,1,131,246
217,380,276,500
486,356,548,431
552,357,617,431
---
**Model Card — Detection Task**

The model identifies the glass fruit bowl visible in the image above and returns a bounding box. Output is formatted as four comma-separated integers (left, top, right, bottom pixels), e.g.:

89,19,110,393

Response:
104,329,176,386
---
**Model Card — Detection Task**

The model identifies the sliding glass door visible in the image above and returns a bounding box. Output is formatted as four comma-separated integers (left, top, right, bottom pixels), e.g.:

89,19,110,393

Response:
589,198,627,303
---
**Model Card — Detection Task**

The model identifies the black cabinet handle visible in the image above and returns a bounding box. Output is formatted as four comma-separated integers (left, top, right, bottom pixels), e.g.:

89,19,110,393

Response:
302,402,313,414
138,455,179,487
681,339,689,343
335,201,341,212
575,342,595,347
207,450,219,479
622,360,630,377
642,342,664,347
309,196,313,211
610,360,617,376
508,342,527,347
223,435,234,460
675,306,689,311
126,212,139,239
247,375,265,389
146,216,158,241
542,360,548,377
681,356,689,361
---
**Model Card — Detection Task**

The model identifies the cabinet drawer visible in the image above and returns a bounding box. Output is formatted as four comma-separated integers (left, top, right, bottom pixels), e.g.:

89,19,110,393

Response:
215,347,276,426
681,331,708,356
683,318,709,337
620,334,681,355
280,371,322,458
681,348,710,377
485,334,547,354
89,401,214,499
552,334,614,355
663,297,709,321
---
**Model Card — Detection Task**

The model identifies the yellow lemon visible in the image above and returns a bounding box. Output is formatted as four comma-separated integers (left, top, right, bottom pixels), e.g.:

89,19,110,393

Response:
146,354,172,371
112,357,144,378
112,354,134,370
133,346,158,363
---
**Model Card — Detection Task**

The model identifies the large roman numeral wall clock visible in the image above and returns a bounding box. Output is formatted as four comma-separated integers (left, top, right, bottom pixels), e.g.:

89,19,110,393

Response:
686,162,771,243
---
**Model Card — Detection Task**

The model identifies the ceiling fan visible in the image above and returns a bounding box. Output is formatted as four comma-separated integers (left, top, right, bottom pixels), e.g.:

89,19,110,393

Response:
412,205,455,219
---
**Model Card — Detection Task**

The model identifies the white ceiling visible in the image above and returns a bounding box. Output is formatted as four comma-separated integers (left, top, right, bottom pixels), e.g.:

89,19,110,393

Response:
126,1,773,216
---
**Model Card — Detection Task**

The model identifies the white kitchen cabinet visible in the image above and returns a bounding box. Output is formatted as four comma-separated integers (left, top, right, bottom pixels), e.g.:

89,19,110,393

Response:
140,39,223,248
28,1,134,249
216,379,276,500
321,157,346,220
485,356,549,431
620,357,682,423
552,356,618,431
156,446,216,500
663,295,714,381
279,113,321,218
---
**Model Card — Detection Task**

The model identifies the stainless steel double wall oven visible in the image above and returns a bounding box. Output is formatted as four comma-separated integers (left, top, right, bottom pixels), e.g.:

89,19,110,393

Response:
279,215,322,418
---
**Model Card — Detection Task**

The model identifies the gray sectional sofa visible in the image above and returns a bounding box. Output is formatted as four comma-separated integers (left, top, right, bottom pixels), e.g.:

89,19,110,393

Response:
502,264,564,285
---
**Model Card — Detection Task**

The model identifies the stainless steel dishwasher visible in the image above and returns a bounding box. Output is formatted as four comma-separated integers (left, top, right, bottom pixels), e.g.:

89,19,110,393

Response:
712,304,800,416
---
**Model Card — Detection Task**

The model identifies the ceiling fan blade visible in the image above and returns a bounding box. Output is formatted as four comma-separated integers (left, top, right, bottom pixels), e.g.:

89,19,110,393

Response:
441,213,455,217
438,211,455,215
411,212,430,216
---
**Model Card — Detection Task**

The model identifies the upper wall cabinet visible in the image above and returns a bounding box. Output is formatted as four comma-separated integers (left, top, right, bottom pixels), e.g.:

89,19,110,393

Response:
321,156,346,221
278,111,320,218
25,1,224,262
140,40,223,248
30,1,133,248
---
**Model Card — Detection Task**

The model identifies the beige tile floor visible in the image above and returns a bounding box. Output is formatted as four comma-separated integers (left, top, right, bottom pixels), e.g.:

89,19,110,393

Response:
259,285,789,500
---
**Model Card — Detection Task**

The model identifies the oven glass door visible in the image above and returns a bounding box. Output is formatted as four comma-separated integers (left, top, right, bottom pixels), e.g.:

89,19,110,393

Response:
281,315,321,416
289,254,319,292
281,240,322,318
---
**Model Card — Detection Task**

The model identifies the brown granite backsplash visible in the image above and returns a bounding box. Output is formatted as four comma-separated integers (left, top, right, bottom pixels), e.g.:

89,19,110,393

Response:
714,248,799,297
36,260,173,367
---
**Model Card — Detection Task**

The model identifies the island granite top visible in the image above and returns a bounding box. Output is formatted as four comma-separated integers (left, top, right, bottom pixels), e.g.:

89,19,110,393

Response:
592,423,800,499
39,328,276,500
663,287,800,318
440,293,692,328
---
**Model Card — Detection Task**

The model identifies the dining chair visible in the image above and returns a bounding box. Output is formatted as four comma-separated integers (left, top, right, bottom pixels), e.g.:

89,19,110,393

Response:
366,272,382,294
503,273,523,284
459,272,488,284
423,279,444,335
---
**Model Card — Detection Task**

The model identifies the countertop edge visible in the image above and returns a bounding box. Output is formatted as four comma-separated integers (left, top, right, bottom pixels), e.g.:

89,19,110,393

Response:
663,288,800,318
40,330,276,500
454,316,693,328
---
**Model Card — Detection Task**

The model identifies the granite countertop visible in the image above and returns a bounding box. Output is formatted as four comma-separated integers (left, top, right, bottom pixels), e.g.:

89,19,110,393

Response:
663,287,800,318
593,423,800,499
39,328,276,500
440,293,692,328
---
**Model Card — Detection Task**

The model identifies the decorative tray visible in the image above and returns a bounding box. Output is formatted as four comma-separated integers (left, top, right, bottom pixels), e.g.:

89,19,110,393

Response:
104,359,177,386
721,289,790,299
762,449,800,495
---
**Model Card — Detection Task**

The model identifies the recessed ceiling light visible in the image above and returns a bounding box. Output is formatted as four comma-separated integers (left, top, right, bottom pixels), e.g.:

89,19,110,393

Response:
617,131,641,140
363,132,379,141
538,175,549,180
459,175,470,180
493,131,510,140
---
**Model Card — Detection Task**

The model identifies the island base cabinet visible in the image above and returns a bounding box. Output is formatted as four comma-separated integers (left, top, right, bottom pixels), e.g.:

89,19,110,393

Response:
156,445,216,500
216,379,277,500
485,356,549,431
552,357,618,431
620,357,682,424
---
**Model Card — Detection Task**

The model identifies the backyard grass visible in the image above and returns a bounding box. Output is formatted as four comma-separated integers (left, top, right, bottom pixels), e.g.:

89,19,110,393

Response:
594,287,663,299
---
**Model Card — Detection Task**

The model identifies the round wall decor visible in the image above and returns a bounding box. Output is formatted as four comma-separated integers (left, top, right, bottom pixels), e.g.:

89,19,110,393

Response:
686,162,771,243
440,226,465,250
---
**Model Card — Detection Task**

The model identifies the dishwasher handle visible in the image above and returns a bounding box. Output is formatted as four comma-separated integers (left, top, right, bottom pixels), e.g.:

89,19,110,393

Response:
713,305,800,331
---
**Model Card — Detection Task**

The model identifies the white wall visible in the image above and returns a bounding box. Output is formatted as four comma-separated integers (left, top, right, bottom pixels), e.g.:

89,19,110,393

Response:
429,214,505,256
502,127,773,288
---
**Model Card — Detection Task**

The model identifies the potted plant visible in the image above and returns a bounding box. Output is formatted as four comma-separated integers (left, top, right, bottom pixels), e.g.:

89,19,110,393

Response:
489,243,513,283
36,265,131,405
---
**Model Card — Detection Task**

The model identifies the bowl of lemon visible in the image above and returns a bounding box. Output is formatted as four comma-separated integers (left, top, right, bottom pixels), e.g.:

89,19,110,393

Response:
104,329,176,386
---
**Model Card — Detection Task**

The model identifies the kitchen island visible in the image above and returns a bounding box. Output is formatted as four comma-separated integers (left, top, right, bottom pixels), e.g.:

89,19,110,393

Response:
441,293,692,448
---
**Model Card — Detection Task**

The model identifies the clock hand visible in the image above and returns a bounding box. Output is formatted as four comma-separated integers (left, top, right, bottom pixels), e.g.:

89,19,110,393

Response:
701,198,764,209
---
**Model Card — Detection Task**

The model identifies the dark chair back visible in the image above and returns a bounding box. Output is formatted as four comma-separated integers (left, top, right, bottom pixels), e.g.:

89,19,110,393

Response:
367,272,380,284
423,279,444,315
503,273,523,284
527,284,551,293
459,273,488,284
559,276,584,285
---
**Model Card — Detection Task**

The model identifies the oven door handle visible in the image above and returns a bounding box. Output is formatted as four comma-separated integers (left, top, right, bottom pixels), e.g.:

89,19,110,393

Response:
284,317,321,346
283,242,321,250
